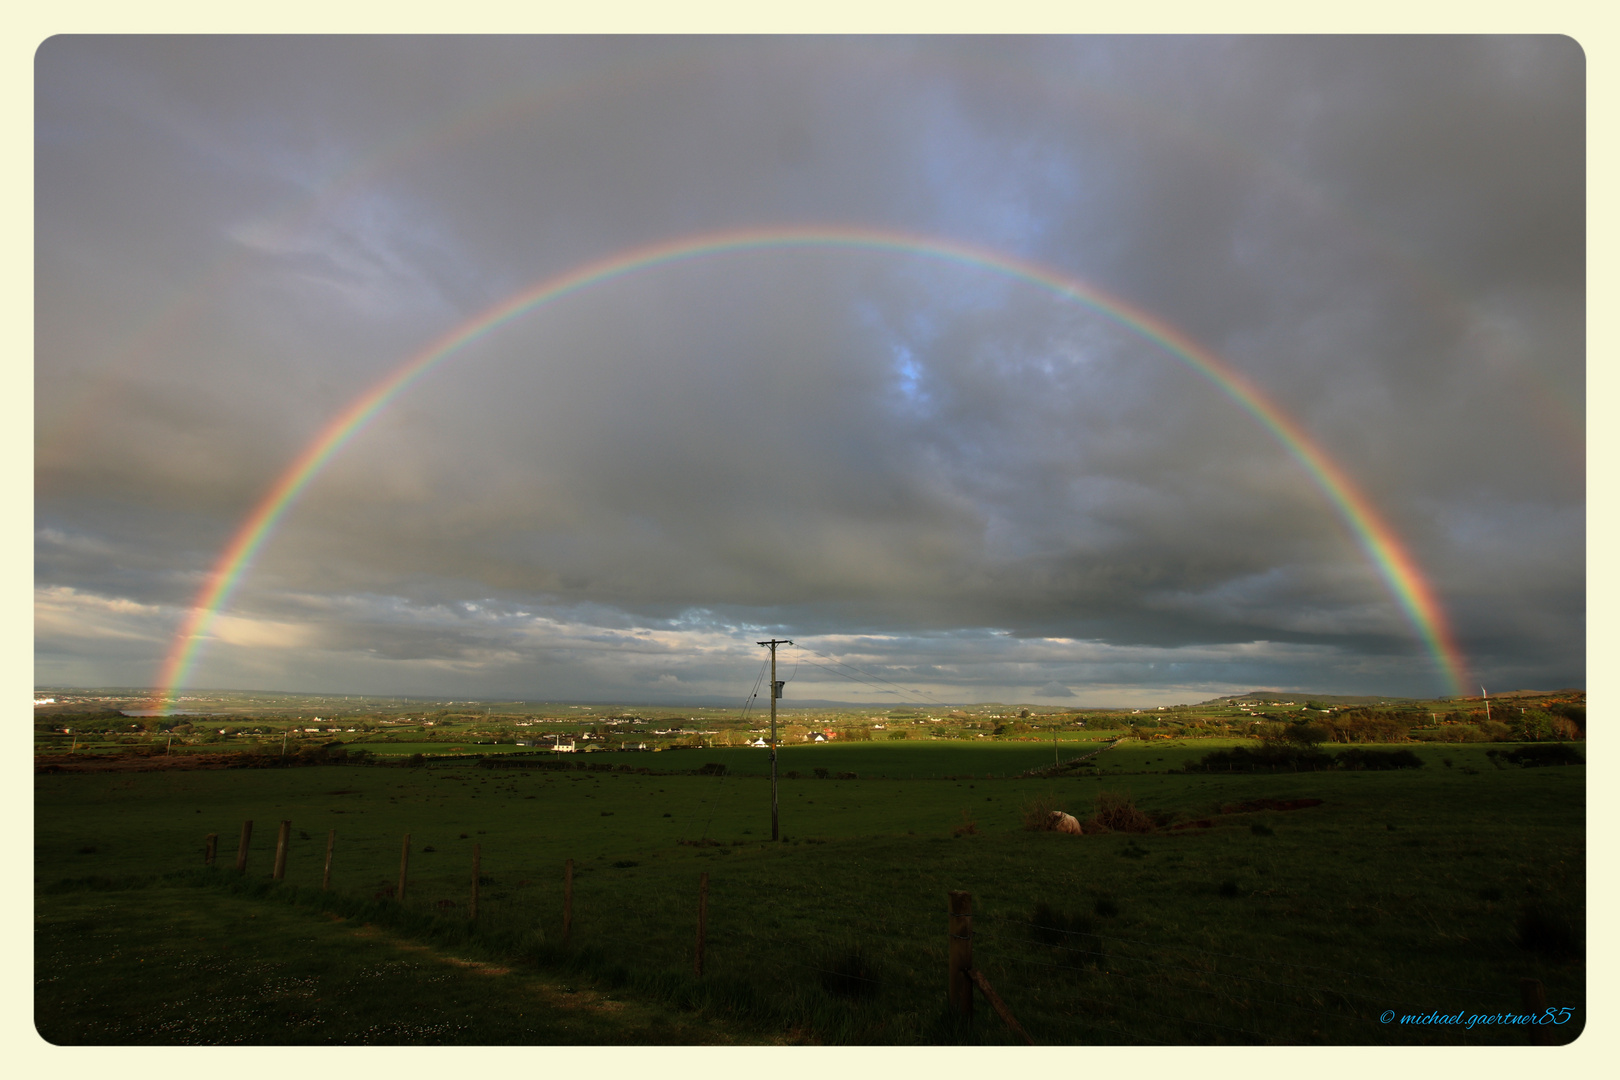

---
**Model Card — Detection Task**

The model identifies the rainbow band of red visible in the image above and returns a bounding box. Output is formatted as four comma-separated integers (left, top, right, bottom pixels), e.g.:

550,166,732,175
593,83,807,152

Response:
152,225,1470,710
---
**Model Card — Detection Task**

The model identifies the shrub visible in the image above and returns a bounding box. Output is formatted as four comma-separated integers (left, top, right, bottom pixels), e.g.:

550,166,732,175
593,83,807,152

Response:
1257,721,1328,746
813,768,829,779
1021,794,1066,831
952,810,978,837
1489,744,1585,768
1432,724,1487,743
1185,744,1333,773
1334,748,1423,770
1090,791,1154,833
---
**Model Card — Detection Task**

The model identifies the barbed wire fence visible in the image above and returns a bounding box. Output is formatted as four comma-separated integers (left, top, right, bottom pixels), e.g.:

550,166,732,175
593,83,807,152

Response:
186,812,1583,1045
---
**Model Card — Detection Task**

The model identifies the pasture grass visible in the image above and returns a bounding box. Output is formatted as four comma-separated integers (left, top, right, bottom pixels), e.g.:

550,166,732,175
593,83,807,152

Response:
35,739,1585,1044
34,878,746,1044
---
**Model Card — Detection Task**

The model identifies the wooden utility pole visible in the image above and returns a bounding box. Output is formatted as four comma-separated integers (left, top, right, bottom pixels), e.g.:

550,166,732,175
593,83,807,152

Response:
757,639,793,841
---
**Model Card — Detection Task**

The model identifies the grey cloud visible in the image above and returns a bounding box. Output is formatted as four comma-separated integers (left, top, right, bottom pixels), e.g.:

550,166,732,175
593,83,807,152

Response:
34,37,1583,703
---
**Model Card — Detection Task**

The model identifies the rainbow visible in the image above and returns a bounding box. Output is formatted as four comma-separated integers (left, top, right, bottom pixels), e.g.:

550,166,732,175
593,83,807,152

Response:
150,225,1471,709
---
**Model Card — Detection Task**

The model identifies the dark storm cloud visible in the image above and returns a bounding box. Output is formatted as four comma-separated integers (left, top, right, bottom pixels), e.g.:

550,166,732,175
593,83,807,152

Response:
34,36,1583,703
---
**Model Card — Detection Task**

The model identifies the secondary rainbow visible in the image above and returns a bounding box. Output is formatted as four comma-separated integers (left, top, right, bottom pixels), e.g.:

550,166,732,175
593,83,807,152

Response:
151,225,1470,710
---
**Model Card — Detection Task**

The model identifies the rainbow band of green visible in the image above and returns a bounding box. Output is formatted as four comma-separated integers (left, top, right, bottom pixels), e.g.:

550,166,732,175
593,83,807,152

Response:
153,225,1470,709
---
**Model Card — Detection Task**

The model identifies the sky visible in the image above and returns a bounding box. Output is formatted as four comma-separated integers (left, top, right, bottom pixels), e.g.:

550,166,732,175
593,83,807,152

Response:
32,35,1585,708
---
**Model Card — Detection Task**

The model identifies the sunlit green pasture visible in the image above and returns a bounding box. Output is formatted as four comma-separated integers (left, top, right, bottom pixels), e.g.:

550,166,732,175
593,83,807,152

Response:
36,739,1585,1044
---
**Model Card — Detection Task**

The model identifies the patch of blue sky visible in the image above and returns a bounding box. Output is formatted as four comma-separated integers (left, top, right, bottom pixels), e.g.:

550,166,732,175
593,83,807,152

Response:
891,342,929,410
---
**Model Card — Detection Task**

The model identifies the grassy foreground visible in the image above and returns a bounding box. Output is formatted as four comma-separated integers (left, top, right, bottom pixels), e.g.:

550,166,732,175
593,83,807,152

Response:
35,739,1585,1044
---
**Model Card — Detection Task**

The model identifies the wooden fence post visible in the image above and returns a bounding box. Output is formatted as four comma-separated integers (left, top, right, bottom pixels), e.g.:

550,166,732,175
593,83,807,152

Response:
969,969,1036,1045
563,858,574,943
397,833,410,902
470,843,481,920
694,871,708,976
1520,977,1554,1045
948,890,974,1019
204,833,217,866
273,820,291,880
322,830,336,891
235,820,253,872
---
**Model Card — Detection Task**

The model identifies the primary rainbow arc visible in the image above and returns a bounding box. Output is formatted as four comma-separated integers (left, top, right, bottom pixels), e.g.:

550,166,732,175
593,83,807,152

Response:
152,225,1470,710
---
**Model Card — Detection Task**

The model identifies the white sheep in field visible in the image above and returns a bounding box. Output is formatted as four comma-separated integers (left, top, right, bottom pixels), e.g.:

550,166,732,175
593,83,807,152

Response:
1049,811,1084,835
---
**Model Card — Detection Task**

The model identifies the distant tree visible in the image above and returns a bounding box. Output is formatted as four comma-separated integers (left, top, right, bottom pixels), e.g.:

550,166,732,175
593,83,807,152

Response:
1549,703,1585,732
1509,709,1561,742
1314,709,1416,743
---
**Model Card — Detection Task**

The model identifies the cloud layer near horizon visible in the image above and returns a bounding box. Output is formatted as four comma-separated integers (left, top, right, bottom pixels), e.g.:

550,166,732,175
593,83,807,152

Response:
35,36,1584,706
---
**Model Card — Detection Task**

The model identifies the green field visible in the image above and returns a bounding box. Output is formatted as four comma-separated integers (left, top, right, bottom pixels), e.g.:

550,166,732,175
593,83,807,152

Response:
35,739,1586,1044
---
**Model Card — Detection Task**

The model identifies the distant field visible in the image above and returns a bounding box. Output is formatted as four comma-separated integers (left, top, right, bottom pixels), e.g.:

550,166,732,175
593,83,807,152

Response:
356,737,1124,776
36,738,1585,1044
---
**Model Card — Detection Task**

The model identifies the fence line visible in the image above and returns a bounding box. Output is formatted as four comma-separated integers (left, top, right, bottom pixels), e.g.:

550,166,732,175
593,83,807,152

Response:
188,825,1579,1044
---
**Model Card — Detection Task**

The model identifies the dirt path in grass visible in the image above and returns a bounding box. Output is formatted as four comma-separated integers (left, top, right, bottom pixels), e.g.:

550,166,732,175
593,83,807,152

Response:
36,883,795,1044
336,916,716,1032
